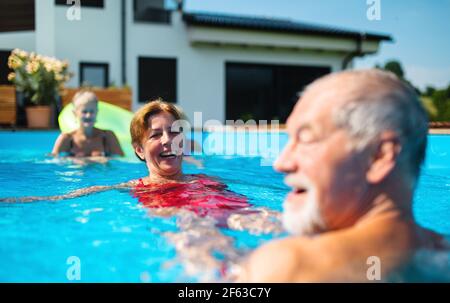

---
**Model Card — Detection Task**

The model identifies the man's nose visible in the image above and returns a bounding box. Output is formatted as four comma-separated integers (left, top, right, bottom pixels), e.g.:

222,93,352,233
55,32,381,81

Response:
273,143,297,173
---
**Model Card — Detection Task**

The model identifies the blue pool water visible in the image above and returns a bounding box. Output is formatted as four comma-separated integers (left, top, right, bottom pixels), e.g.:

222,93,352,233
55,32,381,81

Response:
0,131,449,282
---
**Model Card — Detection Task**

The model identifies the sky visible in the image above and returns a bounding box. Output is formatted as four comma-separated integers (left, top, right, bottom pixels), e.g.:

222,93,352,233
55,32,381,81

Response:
183,0,450,91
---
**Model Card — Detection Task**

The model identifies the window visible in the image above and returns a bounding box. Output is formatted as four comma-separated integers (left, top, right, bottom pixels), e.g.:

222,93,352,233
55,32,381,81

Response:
0,50,13,85
226,63,331,123
0,0,35,32
55,0,104,8
134,0,172,24
79,62,109,88
138,57,177,103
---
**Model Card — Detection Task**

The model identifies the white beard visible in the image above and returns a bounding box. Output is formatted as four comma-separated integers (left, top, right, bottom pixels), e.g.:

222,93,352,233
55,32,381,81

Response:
282,190,326,236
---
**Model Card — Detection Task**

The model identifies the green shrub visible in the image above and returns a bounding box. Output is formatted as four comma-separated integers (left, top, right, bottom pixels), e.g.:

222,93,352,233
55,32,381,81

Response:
422,89,450,122
420,96,438,120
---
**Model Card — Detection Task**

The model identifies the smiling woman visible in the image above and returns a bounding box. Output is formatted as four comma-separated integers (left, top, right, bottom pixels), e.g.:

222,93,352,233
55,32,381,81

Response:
2,99,259,230
51,90,124,158
130,99,185,183
118,99,254,225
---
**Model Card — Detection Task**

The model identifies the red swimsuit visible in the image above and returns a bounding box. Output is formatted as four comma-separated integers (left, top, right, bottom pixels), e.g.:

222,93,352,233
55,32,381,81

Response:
132,175,251,226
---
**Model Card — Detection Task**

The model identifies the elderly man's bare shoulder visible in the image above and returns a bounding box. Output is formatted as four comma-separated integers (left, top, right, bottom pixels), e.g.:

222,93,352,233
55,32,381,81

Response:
238,236,322,282
238,219,420,283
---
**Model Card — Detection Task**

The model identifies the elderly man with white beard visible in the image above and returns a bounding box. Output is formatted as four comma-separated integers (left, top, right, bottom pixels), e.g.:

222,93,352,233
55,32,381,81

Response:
236,69,444,282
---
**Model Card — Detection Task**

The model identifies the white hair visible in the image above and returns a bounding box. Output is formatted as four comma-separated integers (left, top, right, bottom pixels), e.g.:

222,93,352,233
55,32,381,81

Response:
282,194,326,236
72,90,98,108
308,69,428,186
281,175,327,236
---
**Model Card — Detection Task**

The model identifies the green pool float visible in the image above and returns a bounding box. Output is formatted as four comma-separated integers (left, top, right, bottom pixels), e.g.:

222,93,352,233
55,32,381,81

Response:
58,101,134,157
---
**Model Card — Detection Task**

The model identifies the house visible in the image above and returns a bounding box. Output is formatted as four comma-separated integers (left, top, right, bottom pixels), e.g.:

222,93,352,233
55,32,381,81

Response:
0,0,392,123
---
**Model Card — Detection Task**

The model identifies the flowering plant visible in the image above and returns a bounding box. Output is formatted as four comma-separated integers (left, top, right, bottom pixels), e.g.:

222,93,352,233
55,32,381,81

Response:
7,49,73,106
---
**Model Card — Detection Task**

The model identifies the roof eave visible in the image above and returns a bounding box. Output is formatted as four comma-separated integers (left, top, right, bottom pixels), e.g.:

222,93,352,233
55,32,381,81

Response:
182,13,393,42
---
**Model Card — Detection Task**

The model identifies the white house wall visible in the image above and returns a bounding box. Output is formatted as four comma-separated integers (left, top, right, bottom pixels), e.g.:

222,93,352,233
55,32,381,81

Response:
0,31,35,52
0,1,371,123
128,8,347,122
178,45,345,122
36,1,55,57
54,0,122,89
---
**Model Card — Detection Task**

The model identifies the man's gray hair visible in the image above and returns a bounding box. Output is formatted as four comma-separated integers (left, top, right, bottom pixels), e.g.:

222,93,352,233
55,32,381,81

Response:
309,69,428,186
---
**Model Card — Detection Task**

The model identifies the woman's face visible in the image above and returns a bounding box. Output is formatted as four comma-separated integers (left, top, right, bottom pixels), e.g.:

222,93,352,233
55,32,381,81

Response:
73,100,98,129
135,112,184,178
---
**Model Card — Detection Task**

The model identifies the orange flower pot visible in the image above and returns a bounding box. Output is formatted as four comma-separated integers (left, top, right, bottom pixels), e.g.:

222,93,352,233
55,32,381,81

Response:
26,106,52,128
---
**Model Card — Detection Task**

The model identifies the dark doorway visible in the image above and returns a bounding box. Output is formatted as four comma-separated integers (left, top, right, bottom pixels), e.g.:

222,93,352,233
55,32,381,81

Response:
0,50,13,85
138,57,177,103
226,62,330,123
0,0,35,32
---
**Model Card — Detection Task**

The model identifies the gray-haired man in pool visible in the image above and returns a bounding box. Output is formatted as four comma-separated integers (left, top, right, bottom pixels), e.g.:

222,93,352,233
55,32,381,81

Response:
237,69,445,282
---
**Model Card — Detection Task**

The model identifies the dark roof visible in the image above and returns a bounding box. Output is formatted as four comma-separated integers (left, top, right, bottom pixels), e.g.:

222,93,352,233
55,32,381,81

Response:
183,12,392,42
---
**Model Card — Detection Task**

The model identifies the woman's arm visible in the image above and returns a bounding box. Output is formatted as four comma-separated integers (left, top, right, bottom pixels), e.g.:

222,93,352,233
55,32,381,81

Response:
51,133,71,156
0,181,136,203
227,207,283,235
105,130,125,156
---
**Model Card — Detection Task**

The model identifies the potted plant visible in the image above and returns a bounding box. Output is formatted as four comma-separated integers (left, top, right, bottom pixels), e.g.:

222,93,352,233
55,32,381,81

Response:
8,49,72,128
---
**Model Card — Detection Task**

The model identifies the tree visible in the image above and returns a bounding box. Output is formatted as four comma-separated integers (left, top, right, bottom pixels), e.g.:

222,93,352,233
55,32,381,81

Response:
432,90,450,121
383,60,405,79
425,86,436,97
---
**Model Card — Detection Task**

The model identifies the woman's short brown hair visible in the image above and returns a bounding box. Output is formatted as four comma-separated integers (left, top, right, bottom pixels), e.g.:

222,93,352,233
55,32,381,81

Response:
130,99,182,147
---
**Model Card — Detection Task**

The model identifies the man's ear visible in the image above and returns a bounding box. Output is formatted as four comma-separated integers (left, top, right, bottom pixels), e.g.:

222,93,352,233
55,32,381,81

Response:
133,144,145,161
366,131,402,184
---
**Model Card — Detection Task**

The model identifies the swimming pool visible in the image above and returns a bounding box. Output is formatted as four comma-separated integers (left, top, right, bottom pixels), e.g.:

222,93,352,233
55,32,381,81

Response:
0,131,449,282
